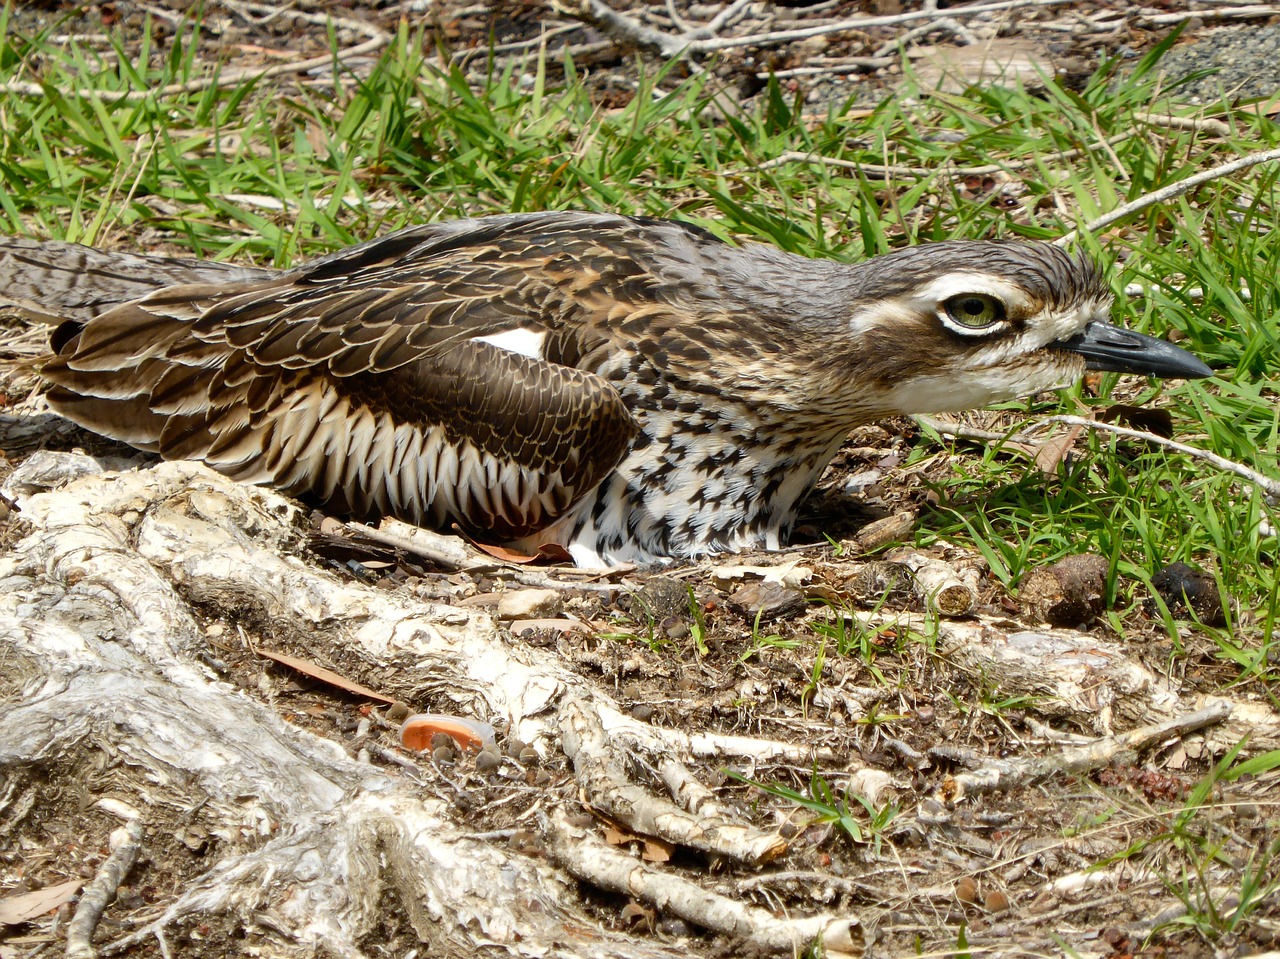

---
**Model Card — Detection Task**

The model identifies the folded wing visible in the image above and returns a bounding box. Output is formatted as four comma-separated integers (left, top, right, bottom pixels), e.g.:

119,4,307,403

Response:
41,219,653,540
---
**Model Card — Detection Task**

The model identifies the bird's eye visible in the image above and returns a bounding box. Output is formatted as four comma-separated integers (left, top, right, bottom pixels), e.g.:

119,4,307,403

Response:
942,293,1006,329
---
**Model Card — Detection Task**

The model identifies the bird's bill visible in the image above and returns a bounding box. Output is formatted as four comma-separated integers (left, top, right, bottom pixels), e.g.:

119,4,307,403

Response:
1056,322,1212,379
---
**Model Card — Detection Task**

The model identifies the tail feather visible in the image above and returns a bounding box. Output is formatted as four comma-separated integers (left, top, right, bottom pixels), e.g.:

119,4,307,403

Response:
0,236,272,322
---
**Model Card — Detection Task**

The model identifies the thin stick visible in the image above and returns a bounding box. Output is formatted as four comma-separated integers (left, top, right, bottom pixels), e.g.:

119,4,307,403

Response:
0,33,390,103
687,0,1076,54
756,133,1132,177
1045,414,1280,501
1143,5,1280,25
65,820,144,959
918,413,1280,502
760,58,892,79
946,702,1231,798
1056,146,1280,246
703,0,756,35
559,0,1077,58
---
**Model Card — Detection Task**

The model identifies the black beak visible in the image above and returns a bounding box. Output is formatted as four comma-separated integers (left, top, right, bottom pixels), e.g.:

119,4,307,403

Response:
1057,322,1212,379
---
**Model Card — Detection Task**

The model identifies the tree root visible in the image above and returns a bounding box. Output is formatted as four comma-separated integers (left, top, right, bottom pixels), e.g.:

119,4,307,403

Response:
1,456,861,957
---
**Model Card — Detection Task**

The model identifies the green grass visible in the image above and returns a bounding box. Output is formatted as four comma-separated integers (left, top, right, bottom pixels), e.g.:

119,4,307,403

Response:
0,11,1276,675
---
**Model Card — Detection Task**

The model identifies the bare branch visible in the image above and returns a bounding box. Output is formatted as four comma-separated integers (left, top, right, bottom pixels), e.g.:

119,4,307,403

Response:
558,0,1078,59
943,702,1233,800
1057,146,1280,246
544,808,867,958
65,820,144,959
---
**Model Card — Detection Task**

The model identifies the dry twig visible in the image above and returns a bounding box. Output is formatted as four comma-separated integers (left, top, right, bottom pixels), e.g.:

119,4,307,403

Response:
65,820,144,959
559,693,789,865
544,807,866,958
918,414,1280,505
755,132,1132,178
1057,146,1280,246
558,0,1077,58
942,702,1232,800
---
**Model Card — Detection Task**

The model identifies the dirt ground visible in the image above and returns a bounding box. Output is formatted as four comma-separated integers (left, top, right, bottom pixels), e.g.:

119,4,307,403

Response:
1,3,1278,959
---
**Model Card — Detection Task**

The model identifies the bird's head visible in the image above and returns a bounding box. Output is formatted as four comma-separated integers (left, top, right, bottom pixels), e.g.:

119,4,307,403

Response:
825,241,1211,417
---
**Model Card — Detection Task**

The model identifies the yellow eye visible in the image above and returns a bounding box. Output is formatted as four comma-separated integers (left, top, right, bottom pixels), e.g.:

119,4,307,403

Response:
942,293,1006,328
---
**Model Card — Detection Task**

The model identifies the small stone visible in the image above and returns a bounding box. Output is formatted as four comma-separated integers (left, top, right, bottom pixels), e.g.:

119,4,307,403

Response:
430,732,455,751
630,703,654,722
496,588,561,620
624,577,692,622
848,561,913,606
657,917,692,937
663,618,689,640
1019,554,1109,626
1151,561,1227,626
726,581,805,622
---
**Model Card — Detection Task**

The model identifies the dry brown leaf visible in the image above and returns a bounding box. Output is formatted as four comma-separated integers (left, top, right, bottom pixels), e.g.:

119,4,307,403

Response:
601,823,674,863
0,879,82,925
1034,425,1083,475
1100,404,1175,438
254,648,395,704
620,901,655,929
640,837,674,863
462,534,574,565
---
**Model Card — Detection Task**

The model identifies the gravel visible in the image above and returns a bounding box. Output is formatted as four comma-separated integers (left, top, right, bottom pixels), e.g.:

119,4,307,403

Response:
1154,23,1280,104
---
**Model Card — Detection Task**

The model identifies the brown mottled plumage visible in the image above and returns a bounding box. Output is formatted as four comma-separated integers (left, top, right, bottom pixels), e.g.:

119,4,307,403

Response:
2,212,1210,564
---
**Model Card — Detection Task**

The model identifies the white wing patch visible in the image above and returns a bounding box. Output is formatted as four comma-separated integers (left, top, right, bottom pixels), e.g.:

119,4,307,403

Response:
474,328,547,359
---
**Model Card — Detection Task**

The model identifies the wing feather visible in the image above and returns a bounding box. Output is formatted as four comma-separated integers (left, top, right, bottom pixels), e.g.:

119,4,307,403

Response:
36,212,745,538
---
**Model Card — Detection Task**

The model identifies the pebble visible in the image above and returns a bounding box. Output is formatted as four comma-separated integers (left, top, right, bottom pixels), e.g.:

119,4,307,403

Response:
1151,561,1227,626
726,581,806,622
1154,24,1280,104
496,588,561,620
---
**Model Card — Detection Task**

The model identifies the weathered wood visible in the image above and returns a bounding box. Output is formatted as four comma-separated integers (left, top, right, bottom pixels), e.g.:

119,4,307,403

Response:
0,456,860,958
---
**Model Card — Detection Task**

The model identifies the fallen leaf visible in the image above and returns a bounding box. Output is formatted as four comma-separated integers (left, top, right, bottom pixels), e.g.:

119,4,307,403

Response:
640,837,674,863
621,901,655,929
1100,404,1174,438
602,824,673,863
461,535,573,565
0,880,82,926
254,649,395,704
1034,425,1082,475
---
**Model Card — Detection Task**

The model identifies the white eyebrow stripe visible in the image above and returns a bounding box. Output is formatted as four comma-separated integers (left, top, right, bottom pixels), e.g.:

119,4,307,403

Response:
908,272,1033,307
473,328,547,359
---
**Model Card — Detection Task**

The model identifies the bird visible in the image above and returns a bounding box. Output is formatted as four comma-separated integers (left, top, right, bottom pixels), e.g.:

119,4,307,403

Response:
0,211,1211,566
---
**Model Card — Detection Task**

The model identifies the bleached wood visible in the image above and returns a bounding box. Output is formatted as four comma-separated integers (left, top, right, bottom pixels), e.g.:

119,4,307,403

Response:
0,456,857,957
